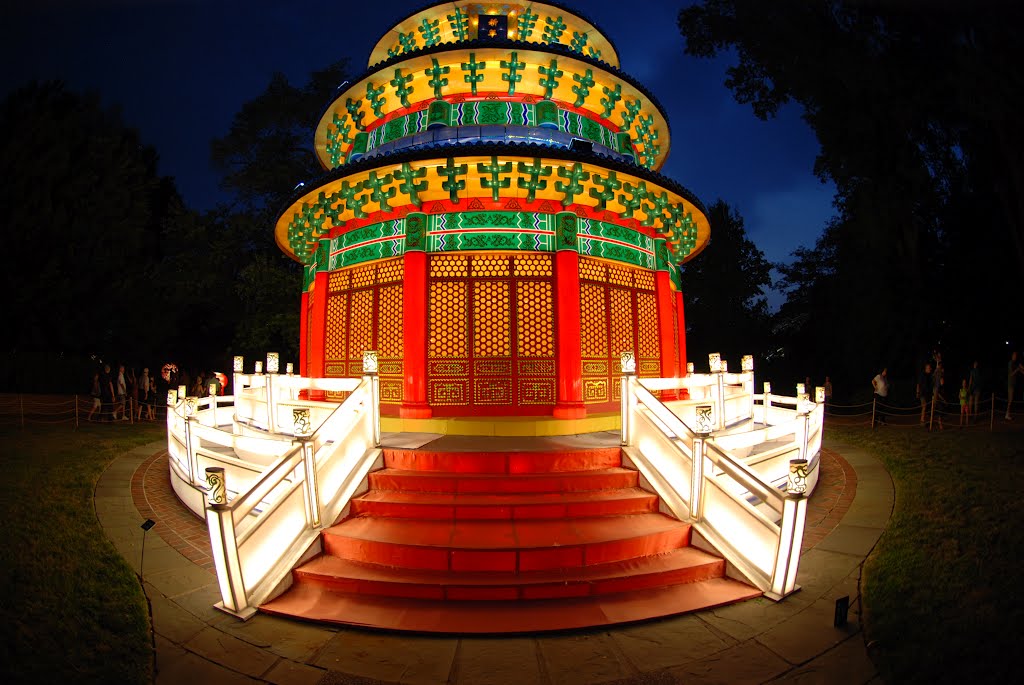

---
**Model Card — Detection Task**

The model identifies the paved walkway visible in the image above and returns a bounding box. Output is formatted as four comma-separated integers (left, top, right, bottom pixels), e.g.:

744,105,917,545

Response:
95,439,892,684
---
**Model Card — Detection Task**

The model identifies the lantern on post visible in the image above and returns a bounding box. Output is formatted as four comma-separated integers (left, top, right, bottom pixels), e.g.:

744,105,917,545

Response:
266,352,280,374
686,362,694,374
695,404,714,434
254,361,263,374
286,362,294,375
620,350,636,375
292,408,312,437
362,350,379,375
815,386,826,404
742,355,754,372
233,356,244,373
166,389,178,406
708,353,721,373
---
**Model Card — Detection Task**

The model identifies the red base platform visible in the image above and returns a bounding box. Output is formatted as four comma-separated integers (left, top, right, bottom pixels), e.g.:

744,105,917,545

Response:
260,445,760,632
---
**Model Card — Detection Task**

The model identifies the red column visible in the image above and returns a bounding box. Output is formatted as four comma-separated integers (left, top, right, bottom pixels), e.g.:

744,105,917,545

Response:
307,272,329,400
554,249,586,418
401,251,431,418
676,290,688,372
299,290,310,377
655,271,679,400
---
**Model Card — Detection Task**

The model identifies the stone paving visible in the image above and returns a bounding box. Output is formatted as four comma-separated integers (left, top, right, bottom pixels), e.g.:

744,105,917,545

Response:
96,439,891,684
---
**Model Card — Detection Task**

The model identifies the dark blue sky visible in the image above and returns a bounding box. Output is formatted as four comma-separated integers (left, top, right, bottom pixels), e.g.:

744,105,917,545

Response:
2,0,835,285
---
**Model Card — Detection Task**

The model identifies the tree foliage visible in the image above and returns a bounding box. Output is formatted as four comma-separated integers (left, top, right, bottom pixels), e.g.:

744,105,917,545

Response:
680,0,1024,388
0,82,183,387
681,200,772,363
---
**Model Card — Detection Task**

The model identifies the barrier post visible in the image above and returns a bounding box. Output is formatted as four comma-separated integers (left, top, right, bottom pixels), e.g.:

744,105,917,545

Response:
871,396,876,429
363,351,381,447
75,395,79,429
991,393,995,431
204,467,247,615
929,395,936,431
768,460,809,599
20,395,24,429
619,351,637,446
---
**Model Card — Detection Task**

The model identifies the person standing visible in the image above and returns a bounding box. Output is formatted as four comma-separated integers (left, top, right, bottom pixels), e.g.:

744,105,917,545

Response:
137,368,154,421
1007,351,1023,420
99,364,114,421
968,360,982,422
959,379,970,427
88,372,101,421
113,365,128,421
917,362,933,425
872,367,889,426
931,361,945,430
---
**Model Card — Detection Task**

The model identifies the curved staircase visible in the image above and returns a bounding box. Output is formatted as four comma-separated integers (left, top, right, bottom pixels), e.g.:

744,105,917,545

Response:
260,440,760,632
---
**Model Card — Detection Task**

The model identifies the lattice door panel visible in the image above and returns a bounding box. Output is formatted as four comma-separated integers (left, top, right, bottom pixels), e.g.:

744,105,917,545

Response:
427,253,556,414
322,258,404,406
579,257,661,410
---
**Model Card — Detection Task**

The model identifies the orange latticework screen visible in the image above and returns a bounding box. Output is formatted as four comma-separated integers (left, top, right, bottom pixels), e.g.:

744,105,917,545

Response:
322,258,404,407
427,253,556,414
579,257,660,410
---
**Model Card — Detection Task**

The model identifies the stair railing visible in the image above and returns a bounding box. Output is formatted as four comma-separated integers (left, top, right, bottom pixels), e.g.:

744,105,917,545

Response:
165,353,383,619
619,355,821,600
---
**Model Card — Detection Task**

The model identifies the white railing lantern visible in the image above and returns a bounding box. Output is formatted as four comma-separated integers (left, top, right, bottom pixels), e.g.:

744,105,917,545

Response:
815,386,826,403
362,350,379,374
695,403,714,434
763,381,772,394
686,362,694,374
787,459,809,494
178,384,187,399
209,382,218,397
720,359,728,373
184,396,198,417
166,389,178,406
796,382,806,396
233,356,244,372
266,352,280,374
285,362,294,375
254,360,263,374
708,352,721,373
206,467,227,505
620,350,637,375
292,407,312,436
741,355,754,372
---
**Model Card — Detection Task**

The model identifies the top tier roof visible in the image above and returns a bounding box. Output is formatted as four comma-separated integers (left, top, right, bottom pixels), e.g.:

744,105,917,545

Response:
369,1,620,68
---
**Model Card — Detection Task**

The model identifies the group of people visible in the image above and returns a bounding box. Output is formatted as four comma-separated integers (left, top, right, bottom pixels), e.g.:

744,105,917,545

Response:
871,349,1024,428
87,363,158,422
87,363,227,423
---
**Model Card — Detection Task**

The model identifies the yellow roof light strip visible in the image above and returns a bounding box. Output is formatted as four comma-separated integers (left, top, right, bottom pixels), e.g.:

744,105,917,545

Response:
369,1,619,69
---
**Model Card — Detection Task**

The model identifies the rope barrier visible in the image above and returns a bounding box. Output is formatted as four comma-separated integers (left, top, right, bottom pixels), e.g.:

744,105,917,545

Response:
0,394,167,429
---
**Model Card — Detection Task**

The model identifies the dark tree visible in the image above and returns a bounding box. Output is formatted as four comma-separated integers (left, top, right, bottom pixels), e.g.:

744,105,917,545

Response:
682,200,772,365
680,0,1024,381
209,61,351,363
0,82,181,389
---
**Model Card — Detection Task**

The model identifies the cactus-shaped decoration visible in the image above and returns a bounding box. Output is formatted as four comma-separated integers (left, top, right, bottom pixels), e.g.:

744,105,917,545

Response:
571,69,595,107
516,158,553,202
345,98,365,131
438,158,468,203
394,162,428,207
517,9,538,38
461,53,486,95
418,17,441,47
600,83,622,119
339,179,369,219
478,156,513,202
570,31,588,53
500,52,525,95
364,171,396,212
555,163,591,206
542,15,566,44
398,31,417,54
425,58,450,100
538,59,563,99
447,8,470,40
618,180,649,219
366,82,386,118
390,68,415,108
589,171,622,210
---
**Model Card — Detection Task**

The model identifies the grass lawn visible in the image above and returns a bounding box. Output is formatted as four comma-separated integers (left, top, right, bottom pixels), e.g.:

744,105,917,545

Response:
0,422,165,684
829,424,1024,683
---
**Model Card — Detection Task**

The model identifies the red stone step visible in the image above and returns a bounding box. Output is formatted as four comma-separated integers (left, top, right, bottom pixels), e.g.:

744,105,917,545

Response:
292,547,724,601
260,577,763,633
382,447,623,474
367,467,639,494
321,514,691,572
349,487,659,520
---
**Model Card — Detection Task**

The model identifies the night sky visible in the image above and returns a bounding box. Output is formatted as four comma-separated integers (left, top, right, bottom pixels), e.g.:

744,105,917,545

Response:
2,0,835,290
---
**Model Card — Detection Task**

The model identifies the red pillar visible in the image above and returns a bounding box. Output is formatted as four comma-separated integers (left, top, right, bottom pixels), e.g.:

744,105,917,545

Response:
401,250,431,418
655,271,679,399
306,272,329,400
554,249,586,419
676,290,688,374
299,290,309,377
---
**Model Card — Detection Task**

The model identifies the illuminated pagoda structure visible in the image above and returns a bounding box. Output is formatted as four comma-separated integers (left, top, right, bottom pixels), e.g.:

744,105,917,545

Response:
276,0,710,422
